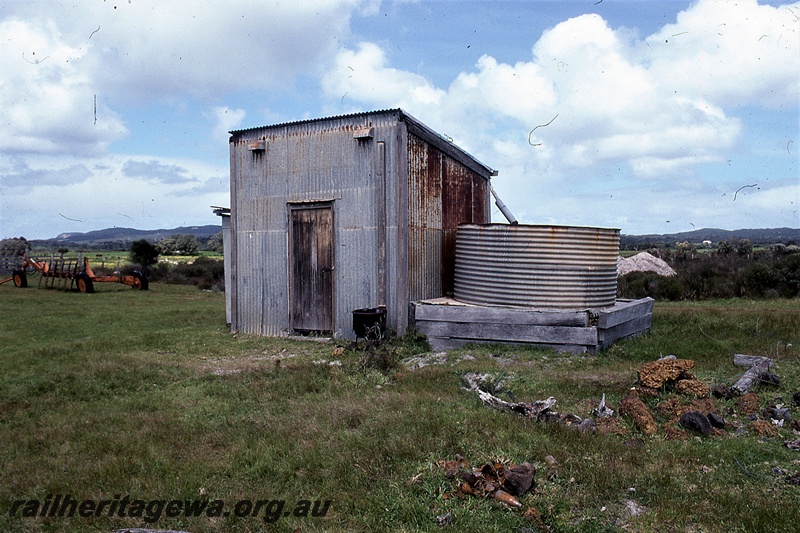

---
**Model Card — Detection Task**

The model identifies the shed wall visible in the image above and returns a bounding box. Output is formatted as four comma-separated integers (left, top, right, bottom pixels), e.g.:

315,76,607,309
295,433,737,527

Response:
407,134,490,302
230,112,406,338
229,110,493,339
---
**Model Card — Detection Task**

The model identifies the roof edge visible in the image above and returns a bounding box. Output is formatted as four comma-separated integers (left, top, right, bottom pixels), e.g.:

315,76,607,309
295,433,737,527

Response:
229,108,497,178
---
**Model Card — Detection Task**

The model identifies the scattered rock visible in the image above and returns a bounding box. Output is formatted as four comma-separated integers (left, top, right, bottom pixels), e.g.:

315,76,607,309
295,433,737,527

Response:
624,499,646,517
331,346,345,357
675,378,710,398
785,439,800,451
713,384,734,399
638,358,695,389
736,393,761,415
759,373,781,387
765,406,792,423
439,457,536,507
679,411,713,436
436,511,452,527
619,395,658,435
786,474,800,485
593,393,614,418
503,462,536,496
707,412,726,429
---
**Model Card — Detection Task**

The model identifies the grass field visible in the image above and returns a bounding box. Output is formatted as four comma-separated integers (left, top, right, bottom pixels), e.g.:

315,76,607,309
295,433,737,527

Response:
1,283,798,532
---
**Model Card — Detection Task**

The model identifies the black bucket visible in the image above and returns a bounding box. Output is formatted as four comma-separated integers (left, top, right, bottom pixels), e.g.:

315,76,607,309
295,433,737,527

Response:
352,307,387,339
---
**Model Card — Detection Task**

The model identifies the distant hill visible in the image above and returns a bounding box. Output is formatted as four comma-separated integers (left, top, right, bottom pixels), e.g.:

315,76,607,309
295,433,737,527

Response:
620,227,800,249
31,225,222,251
25,224,800,251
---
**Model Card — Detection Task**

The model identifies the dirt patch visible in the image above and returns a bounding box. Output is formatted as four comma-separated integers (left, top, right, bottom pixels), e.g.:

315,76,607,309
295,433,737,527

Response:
736,393,761,415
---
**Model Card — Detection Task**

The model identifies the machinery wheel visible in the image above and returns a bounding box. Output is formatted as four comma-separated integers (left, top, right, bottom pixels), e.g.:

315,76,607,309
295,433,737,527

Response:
132,271,149,290
12,270,27,288
76,272,94,293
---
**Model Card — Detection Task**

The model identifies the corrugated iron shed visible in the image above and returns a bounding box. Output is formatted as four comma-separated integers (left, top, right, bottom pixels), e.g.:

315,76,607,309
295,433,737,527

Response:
228,109,496,339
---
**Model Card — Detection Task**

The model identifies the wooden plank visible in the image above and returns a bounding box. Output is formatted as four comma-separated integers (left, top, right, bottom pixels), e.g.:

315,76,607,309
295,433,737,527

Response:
598,314,652,348
596,297,654,329
413,303,589,326
416,320,598,345
733,354,774,368
427,336,590,354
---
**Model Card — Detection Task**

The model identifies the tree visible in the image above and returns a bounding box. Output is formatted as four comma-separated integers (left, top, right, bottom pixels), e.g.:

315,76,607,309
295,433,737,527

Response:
205,231,224,253
158,234,199,255
130,239,160,274
0,237,31,256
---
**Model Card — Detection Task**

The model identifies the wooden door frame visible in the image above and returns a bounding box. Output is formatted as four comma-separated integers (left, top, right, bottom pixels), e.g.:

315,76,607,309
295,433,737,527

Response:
287,201,335,334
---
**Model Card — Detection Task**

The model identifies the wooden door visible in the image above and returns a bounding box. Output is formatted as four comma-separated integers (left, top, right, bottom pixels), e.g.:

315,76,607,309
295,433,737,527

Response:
290,204,334,333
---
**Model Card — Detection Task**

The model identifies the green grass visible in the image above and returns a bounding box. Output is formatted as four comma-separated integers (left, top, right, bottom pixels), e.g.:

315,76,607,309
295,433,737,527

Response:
1,284,798,532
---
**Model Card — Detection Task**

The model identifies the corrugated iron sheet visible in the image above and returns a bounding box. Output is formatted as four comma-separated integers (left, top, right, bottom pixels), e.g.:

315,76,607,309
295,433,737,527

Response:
407,134,490,302
229,110,495,339
454,224,620,309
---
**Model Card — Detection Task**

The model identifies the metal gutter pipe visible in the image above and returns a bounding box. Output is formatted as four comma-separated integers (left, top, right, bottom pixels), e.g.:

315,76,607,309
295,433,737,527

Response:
490,184,518,225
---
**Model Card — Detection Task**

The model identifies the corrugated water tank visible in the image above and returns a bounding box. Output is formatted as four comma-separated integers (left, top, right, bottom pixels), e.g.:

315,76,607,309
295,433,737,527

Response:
454,224,620,308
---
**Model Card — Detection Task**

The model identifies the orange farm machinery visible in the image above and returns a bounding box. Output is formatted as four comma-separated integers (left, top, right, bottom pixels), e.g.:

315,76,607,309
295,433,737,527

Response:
0,254,147,293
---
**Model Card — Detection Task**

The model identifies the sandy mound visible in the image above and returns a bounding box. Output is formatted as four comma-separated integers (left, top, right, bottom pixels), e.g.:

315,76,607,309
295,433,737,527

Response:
617,252,677,277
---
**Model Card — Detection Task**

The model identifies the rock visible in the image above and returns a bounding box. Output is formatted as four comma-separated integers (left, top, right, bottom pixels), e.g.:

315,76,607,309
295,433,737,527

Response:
759,373,780,386
624,499,646,517
766,406,792,423
503,462,536,496
679,411,713,436
619,395,658,435
593,393,614,418
675,378,711,398
713,384,734,399
577,418,597,433
638,358,695,389
707,412,726,429
436,511,452,527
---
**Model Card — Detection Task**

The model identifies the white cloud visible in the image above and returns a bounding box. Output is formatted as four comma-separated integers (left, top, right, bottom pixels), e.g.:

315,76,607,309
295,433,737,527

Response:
1,154,228,238
6,0,374,102
645,0,800,108
322,2,793,191
213,107,247,144
0,18,127,156
322,41,445,106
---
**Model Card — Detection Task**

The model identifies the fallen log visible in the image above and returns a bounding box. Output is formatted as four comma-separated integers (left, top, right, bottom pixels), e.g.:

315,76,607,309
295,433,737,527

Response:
731,354,775,395
463,373,557,419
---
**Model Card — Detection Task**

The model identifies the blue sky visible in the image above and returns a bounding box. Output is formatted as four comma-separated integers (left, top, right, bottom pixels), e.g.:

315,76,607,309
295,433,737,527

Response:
1,0,798,240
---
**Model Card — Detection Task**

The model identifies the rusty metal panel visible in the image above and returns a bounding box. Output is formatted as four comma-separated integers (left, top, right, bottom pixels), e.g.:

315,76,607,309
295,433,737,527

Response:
408,133,491,301
454,224,620,309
